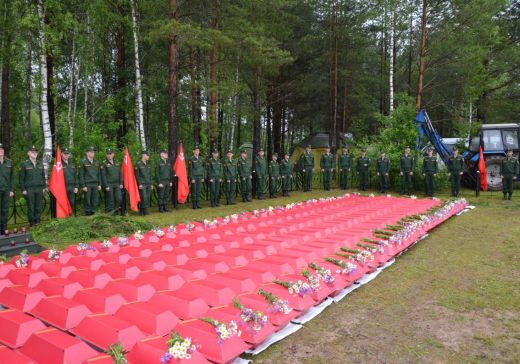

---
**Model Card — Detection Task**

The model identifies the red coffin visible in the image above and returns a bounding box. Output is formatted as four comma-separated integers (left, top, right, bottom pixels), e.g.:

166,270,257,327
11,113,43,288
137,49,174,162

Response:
114,301,179,336
148,290,209,320
0,286,45,312
19,328,98,364
0,309,46,348
72,288,126,314
30,296,91,330
127,336,210,364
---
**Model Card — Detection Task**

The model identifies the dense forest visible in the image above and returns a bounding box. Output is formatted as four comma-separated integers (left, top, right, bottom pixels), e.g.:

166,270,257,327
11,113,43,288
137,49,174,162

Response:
0,0,518,166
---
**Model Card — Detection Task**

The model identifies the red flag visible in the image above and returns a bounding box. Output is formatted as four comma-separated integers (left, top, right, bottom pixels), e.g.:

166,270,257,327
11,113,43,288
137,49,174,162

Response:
122,147,141,211
478,146,488,191
49,146,72,218
173,143,189,204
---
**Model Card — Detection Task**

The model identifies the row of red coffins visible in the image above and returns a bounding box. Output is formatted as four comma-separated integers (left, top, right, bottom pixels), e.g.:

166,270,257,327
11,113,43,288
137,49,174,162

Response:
0,195,466,363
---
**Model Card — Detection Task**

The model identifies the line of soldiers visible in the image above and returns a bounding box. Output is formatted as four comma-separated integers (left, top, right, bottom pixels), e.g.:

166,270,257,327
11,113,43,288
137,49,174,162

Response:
188,146,294,209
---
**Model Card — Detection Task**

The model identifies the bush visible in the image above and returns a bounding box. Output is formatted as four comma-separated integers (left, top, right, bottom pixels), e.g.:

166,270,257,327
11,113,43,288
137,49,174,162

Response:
32,214,154,248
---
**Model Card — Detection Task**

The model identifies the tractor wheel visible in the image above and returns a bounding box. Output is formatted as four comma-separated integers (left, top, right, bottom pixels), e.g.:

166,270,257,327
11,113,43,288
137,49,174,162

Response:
485,155,503,191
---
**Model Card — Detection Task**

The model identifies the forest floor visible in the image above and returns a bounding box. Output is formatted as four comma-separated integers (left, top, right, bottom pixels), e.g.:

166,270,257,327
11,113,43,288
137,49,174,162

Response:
32,188,520,363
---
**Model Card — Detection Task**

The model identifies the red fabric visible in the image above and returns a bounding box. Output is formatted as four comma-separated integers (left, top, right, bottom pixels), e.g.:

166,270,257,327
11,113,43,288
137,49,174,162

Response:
174,143,189,204
122,147,141,211
49,146,72,218
478,146,488,191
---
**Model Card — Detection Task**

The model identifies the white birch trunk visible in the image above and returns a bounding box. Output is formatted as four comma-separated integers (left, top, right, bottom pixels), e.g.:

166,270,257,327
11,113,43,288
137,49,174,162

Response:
37,0,52,181
131,0,146,149
389,8,394,114
67,36,76,147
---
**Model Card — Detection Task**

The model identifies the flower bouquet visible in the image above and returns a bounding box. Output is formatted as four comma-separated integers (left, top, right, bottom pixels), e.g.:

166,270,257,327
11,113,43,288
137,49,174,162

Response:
15,251,30,268
168,225,177,233
308,263,335,285
325,257,356,275
154,228,165,238
133,230,144,240
199,317,240,346
273,279,312,297
160,332,197,362
77,242,96,255
300,269,321,292
117,235,129,246
233,298,268,335
47,247,61,261
101,240,113,249
339,247,374,264
106,342,127,364
257,289,292,315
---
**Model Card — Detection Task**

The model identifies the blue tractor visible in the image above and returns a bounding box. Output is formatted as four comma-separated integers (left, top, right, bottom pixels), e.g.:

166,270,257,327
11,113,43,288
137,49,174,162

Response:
415,110,520,191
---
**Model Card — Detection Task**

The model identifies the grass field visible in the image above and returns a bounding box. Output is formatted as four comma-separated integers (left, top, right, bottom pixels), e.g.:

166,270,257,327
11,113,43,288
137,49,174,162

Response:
29,188,520,363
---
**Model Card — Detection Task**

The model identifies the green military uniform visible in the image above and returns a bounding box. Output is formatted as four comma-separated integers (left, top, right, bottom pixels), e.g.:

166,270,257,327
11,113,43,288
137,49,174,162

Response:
500,154,518,200
338,151,352,190
79,148,102,215
254,152,267,199
207,153,222,207
156,153,173,212
356,154,371,191
422,153,438,197
101,152,122,214
238,153,252,202
400,153,415,195
299,147,314,192
135,153,152,214
0,147,14,233
223,153,237,205
447,154,464,197
280,156,293,197
20,147,46,225
376,155,390,193
189,151,205,209
320,151,335,191
62,149,77,212
268,156,280,198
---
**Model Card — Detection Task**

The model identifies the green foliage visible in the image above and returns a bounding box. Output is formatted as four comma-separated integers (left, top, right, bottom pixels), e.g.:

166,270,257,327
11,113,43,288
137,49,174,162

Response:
32,214,153,248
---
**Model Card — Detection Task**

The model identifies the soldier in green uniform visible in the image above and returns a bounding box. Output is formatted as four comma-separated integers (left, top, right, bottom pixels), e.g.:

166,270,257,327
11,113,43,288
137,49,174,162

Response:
280,152,293,197
500,148,518,200
207,149,222,207
61,148,78,212
447,147,464,197
299,145,314,192
338,148,352,190
268,153,280,198
399,146,415,195
156,149,173,212
20,145,46,226
189,145,205,209
101,148,122,214
238,149,252,202
320,146,335,191
376,151,390,193
79,146,102,216
0,143,14,233
254,148,267,199
356,148,371,191
223,150,237,205
422,147,438,197
135,151,152,215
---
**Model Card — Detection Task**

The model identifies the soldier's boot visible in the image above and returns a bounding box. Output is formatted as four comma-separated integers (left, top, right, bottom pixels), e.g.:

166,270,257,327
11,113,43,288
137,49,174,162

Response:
0,224,5,235
196,200,202,209
158,205,164,213
508,193,512,200
216,199,220,207
503,193,507,200
163,205,170,212
242,194,246,202
192,201,197,209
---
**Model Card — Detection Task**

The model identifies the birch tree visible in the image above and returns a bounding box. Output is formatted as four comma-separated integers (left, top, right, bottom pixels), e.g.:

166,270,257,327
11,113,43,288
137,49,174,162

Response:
131,0,146,149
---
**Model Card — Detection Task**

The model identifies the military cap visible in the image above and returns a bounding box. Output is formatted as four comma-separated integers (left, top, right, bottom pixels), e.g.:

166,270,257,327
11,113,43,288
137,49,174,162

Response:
85,146,95,152
141,150,149,155
240,149,247,154
259,148,264,152
506,148,513,153
404,146,411,149
380,150,386,154
106,148,114,154
306,145,312,149
193,144,201,150
28,145,38,152
428,147,434,152
226,149,234,154
452,146,458,151
361,148,367,152
160,148,168,154
62,147,71,154
284,151,290,156
272,153,278,157
0,143,5,150
211,149,219,154
325,145,331,149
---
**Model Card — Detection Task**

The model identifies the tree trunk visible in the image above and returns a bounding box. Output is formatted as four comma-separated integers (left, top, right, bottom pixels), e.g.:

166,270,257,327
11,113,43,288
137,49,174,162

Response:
168,0,178,160
67,36,76,148
416,0,428,110
266,102,272,157
115,5,127,146
331,4,339,149
208,12,218,150
389,8,394,114
189,46,201,145
36,0,52,179
252,66,262,162
25,46,33,141
44,9,55,142
131,0,146,149
217,95,224,153
407,4,413,97
235,94,241,149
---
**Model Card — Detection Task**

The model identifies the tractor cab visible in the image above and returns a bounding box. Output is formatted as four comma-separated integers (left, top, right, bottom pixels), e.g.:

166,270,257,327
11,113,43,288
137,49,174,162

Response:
466,124,520,190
